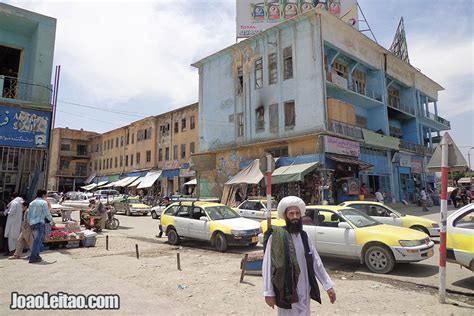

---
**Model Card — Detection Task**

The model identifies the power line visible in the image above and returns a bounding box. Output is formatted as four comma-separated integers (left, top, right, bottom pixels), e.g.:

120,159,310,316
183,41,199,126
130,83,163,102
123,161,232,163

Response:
56,109,125,127
58,99,153,118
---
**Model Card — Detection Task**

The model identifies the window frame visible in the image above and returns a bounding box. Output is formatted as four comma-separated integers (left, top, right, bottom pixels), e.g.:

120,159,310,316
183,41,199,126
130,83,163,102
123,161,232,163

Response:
254,57,263,89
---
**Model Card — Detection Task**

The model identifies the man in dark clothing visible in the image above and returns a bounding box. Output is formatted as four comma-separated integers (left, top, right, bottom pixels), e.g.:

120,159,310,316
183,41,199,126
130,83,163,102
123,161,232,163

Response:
450,188,459,208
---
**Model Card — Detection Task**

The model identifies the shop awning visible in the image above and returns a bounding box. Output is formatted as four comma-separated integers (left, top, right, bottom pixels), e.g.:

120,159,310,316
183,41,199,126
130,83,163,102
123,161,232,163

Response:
271,162,319,184
81,183,97,191
84,173,96,184
137,170,162,189
184,178,197,186
225,159,263,185
115,176,139,187
327,154,373,170
128,177,144,187
458,177,472,184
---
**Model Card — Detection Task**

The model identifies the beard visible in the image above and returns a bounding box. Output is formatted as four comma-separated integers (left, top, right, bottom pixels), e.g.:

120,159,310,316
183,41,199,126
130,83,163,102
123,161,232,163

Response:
285,217,303,234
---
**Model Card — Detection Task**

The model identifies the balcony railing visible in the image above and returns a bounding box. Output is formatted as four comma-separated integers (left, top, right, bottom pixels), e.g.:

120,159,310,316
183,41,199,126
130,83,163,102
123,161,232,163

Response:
60,150,90,157
57,169,88,177
326,72,383,102
399,140,434,156
328,120,364,140
0,75,52,105
422,111,451,128
388,102,415,116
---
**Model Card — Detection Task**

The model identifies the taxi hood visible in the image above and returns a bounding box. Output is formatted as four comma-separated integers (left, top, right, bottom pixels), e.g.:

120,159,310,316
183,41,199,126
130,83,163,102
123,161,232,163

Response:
356,224,429,246
215,217,260,230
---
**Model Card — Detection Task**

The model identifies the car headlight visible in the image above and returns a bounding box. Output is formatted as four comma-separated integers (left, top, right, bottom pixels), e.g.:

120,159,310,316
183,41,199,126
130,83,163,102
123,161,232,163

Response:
399,239,424,247
231,230,249,237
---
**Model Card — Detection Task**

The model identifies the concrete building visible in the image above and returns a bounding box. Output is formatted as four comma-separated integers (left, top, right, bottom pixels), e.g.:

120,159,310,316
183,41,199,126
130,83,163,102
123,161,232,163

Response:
0,3,56,200
192,9,449,203
47,128,99,192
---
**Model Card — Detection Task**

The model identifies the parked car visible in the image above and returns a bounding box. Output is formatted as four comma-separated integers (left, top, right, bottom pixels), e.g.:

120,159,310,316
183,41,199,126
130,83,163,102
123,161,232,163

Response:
259,205,434,274
447,204,473,271
47,197,63,216
61,192,91,210
160,201,261,252
233,198,279,220
339,201,440,237
151,202,169,220
93,189,122,202
113,196,151,216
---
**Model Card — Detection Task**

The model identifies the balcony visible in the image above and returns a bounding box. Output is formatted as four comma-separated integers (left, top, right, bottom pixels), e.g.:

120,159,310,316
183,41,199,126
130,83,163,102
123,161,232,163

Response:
387,101,415,117
399,140,434,156
57,169,88,177
420,111,451,129
0,75,52,106
60,150,90,158
328,120,363,140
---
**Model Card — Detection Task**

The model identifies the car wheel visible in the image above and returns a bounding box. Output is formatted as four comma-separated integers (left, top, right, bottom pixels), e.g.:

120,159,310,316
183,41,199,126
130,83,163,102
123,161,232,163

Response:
167,228,180,245
215,232,228,252
151,211,158,219
364,245,395,274
410,226,429,236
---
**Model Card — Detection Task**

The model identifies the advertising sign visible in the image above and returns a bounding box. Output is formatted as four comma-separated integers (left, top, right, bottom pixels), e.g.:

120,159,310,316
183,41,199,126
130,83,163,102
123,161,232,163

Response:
0,104,51,149
324,135,360,157
411,157,423,174
399,153,411,167
236,0,359,38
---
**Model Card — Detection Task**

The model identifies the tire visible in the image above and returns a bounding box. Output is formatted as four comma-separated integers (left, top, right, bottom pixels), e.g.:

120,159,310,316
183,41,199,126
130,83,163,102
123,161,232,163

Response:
364,245,395,274
106,218,120,230
151,211,158,219
167,228,180,245
215,232,228,252
410,226,429,236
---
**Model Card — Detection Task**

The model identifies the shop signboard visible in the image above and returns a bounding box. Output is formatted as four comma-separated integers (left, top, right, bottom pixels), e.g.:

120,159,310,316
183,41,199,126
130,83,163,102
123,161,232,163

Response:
0,104,51,149
163,160,180,170
411,158,423,174
400,153,412,167
324,135,360,157
179,167,196,177
236,0,359,38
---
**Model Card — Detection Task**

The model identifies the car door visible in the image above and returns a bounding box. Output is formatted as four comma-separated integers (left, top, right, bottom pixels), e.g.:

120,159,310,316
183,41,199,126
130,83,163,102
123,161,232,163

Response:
239,201,257,218
368,205,402,227
311,210,357,258
448,207,474,268
188,207,211,240
173,206,193,237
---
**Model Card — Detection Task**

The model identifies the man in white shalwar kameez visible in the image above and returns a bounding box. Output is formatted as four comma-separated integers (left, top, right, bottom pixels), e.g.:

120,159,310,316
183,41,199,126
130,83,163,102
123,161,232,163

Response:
263,196,336,315
4,193,24,255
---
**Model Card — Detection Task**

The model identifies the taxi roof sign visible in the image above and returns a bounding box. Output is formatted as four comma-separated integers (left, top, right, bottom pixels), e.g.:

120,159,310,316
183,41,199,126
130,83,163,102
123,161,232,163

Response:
426,132,468,172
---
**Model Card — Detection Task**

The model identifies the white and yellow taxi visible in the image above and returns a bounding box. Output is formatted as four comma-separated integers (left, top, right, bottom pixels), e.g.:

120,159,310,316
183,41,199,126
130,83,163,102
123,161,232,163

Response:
260,205,434,274
339,201,440,237
447,204,474,271
160,201,261,252
233,198,279,220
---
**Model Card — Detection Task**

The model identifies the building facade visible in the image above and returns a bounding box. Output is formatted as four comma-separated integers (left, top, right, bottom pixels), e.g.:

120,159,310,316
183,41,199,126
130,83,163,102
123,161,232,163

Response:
47,128,99,192
192,9,449,203
0,3,56,200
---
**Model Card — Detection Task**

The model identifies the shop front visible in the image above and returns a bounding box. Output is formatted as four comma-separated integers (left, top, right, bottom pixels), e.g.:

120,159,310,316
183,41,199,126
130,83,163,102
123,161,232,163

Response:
221,159,263,206
179,163,196,195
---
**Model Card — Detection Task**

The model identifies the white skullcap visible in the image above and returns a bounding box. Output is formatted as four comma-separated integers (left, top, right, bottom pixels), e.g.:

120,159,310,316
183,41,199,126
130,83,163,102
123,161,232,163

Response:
277,196,306,219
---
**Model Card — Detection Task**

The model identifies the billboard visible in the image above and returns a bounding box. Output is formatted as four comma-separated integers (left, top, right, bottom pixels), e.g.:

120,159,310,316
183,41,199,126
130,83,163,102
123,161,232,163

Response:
236,0,359,38
0,104,51,149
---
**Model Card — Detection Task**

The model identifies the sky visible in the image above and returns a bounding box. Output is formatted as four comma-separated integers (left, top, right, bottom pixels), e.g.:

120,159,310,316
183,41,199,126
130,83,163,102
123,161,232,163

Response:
4,0,474,165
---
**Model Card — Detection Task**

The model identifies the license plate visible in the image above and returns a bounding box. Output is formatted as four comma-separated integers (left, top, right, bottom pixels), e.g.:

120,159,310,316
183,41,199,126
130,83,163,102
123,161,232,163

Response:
251,236,258,243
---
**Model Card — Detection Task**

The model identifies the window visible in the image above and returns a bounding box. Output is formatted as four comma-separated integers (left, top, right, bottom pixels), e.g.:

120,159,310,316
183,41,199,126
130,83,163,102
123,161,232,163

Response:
254,58,263,89
269,103,279,133
190,142,195,155
107,140,111,149
268,53,278,84
131,133,134,144
352,70,366,95
174,122,179,133
454,210,474,229
120,156,123,167
136,152,141,164
120,136,124,147
388,87,400,108
103,159,106,169
284,101,295,128
237,112,244,137
190,115,195,129
115,157,118,168
59,159,69,170
356,115,368,129
126,132,130,145
182,118,187,131
94,161,98,170
165,147,170,160
160,124,170,137
266,146,289,158
60,144,70,151
131,154,134,166
173,145,178,160
146,150,151,163
137,130,143,141
181,144,186,159
159,148,163,161
110,139,114,149
99,160,102,170
283,46,293,80
116,137,119,147
125,155,128,167
103,141,106,151
333,60,348,78
237,66,243,94
256,106,265,132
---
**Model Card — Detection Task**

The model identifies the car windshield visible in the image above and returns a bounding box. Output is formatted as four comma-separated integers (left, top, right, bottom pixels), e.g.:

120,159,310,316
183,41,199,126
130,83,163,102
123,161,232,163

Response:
128,198,141,204
47,197,58,204
339,208,381,228
205,206,240,220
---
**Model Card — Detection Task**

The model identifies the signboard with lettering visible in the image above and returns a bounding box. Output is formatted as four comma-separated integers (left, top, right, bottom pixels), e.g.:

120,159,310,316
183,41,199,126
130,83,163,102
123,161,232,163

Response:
324,135,360,157
0,104,51,149
400,153,411,167
411,157,423,174
179,167,196,177
163,160,180,170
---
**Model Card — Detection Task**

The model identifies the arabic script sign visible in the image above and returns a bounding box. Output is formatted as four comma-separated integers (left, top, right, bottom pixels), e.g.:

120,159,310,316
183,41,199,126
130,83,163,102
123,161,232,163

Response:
324,135,360,157
0,104,51,148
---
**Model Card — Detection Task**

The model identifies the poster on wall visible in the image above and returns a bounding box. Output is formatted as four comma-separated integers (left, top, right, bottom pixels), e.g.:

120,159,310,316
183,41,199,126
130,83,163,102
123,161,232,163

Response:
236,0,359,38
0,104,51,149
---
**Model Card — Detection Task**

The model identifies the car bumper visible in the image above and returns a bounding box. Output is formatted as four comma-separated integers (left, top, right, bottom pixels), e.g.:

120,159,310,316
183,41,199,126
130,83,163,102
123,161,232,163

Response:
391,241,435,262
227,234,259,246
427,227,440,237
130,209,149,215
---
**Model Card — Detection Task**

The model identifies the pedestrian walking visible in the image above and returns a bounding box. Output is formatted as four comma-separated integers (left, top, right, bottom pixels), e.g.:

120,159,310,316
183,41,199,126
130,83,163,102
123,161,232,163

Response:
262,196,336,314
27,190,53,263
450,188,459,208
9,201,33,259
420,187,429,212
3,193,24,256
375,188,384,203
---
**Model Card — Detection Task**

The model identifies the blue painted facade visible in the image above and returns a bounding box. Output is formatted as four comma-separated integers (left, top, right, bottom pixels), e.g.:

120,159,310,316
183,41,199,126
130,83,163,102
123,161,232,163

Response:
193,9,449,203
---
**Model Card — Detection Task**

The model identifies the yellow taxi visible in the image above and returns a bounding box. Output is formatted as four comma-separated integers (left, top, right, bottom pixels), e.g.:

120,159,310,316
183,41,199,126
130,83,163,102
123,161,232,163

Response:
447,204,474,271
339,201,439,237
260,205,434,274
160,201,261,252
233,198,279,220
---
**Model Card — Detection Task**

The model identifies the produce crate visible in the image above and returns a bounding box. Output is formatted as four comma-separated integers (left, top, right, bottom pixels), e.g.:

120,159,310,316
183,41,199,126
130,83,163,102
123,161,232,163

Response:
66,240,80,249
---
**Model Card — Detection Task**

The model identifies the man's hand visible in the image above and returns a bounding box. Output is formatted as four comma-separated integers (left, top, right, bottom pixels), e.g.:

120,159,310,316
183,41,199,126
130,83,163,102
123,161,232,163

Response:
265,296,275,309
327,288,336,304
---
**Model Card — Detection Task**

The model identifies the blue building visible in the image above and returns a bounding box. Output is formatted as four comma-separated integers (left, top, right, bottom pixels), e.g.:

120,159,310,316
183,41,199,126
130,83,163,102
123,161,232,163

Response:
192,9,449,203
0,3,56,200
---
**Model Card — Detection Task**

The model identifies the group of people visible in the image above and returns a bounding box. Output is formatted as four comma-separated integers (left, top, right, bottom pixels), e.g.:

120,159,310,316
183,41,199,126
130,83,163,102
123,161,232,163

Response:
2,190,53,263
449,186,472,208
359,183,386,203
